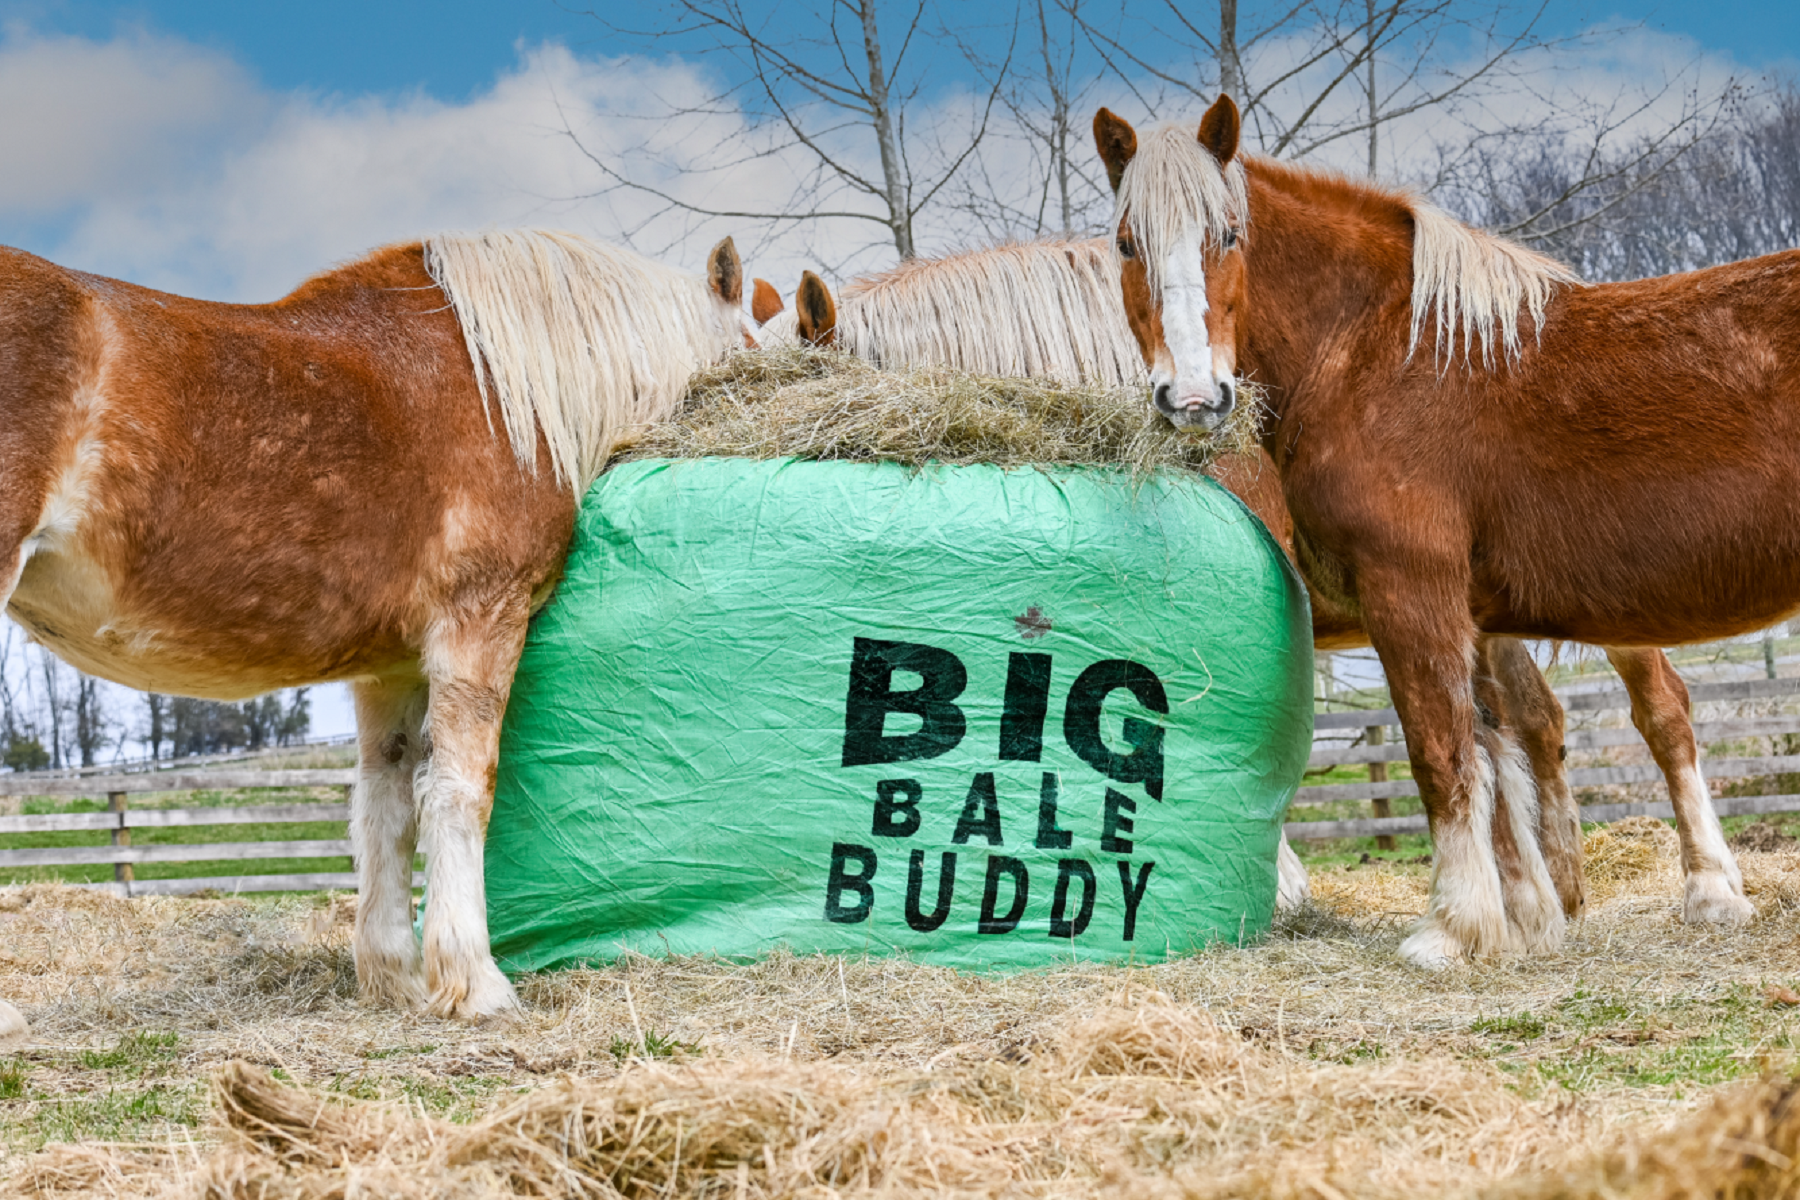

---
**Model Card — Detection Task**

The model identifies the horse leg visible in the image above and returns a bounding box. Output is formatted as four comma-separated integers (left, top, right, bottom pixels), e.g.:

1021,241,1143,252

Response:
1483,637,1586,919
1275,830,1310,910
416,592,530,1019
1604,647,1753,926
1357,571,1513,966
1472,639,1565,952
350,676,429,1008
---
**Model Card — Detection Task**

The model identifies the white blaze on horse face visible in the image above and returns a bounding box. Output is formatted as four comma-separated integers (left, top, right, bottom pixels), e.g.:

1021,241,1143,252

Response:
1153,234,1236,430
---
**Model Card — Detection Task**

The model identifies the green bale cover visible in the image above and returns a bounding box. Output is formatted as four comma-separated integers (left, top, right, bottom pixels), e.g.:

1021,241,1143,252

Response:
485,457,1312,971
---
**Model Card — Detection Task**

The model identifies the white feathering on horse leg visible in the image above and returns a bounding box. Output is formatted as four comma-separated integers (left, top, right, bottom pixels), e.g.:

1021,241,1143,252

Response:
1672,754,1755,926
1276,830,1310,910
418,755,518,1019
350,683,427,1009
1493,731,1566,953
1400,741,1508,967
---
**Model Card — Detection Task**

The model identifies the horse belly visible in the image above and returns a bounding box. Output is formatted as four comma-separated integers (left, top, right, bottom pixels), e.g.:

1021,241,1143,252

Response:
7,544,390,700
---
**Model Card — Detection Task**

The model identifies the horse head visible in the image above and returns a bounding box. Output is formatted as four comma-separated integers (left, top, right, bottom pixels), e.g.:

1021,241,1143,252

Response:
1093,96,1246,432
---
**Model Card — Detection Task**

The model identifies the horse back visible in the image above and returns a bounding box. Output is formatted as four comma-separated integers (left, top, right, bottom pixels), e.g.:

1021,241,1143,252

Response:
0,244,575,697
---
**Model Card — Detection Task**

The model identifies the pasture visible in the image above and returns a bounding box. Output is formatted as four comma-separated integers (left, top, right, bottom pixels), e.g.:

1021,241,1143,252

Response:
1,812,1798,1197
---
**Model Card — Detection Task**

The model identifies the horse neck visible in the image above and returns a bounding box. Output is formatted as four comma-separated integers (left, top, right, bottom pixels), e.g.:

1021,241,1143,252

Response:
1240,163,1415,430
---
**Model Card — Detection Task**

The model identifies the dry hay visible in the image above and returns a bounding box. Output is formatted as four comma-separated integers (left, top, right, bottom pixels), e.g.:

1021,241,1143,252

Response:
614,345,1260,475
1583,817,1682,906
6,837,1800,1199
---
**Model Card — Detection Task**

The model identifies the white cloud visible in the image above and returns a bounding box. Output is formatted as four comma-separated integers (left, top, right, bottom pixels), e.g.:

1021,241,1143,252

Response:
0,25,264,217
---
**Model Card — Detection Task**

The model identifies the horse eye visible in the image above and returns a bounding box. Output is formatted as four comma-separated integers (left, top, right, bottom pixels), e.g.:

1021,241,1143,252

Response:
1222,228,1239,250
1116,238,1135,260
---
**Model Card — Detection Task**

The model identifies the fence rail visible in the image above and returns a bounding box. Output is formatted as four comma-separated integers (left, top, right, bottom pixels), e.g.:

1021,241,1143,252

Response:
1292,675,1800,841
3,673,1799,895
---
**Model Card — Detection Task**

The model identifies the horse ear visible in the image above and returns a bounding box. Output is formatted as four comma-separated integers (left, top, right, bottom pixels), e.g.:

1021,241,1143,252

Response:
707,237,743,307
751,278,783,325
1093,107,1138,193
1197,94,1240,166
796,270,837,346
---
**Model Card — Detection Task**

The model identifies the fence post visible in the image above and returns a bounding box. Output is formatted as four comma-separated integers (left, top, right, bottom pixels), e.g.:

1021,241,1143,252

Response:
108,790,133,889
1367,725,1395,851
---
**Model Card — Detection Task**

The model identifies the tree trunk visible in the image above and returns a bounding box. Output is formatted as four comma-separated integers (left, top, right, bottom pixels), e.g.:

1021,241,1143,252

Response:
1219,0,1242,99
1365,0,1379,177
859,0,914,259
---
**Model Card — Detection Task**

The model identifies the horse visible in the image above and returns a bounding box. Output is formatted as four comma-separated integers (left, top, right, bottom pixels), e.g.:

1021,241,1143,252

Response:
756,232,1753,935
1092,95,1773,964
0,229,751,1017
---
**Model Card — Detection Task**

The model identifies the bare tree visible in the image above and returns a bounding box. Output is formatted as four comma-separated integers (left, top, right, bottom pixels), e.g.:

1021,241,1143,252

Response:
1444,82,1793,281
73,673,107,768
581,0,1010,266
951,0,1114,242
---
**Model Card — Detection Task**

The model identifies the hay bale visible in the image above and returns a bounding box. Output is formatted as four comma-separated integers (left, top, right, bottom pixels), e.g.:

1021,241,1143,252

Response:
617,345,1259,473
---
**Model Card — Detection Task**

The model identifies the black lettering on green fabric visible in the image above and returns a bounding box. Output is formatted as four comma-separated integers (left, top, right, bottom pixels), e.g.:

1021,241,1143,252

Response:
1101,788,1136,853
824,844,877,923
1118,859,1155,940
1034,771,1071,850
999,652,1053,761
1062,659,1168,800
952,772,1003,846
905,849,956,932
1049,859,1096,939
872,778,922,838
841,638,968,767
979,855,1029,934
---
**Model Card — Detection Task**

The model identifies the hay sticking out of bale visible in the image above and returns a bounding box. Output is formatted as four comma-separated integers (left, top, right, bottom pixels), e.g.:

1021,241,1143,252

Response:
615,344,1260,474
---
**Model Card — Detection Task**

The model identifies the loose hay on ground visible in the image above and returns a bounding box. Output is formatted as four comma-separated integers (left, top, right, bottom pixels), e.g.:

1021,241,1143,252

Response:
614,345,1261,473
7,850,1800,1198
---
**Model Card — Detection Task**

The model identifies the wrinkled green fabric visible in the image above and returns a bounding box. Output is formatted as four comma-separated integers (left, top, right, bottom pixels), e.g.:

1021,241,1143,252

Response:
484,457,1312,971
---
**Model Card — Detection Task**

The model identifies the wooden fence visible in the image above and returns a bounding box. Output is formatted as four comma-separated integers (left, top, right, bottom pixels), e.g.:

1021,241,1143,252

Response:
0,769,364,898
3,674,1799,896
1289,676,1800,841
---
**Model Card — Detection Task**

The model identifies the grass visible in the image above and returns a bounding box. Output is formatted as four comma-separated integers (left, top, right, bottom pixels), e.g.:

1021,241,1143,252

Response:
608,1030,705,1064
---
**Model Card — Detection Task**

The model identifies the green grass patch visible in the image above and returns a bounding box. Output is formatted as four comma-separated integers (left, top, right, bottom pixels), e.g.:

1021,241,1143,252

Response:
78,1031,181,1073
609,1030,704,1063
1472,1013,1547,1041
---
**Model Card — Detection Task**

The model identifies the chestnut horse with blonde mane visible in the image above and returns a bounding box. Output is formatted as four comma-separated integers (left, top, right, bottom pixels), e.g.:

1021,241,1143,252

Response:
1094,95,1782,965
753,239,1752,936
0,230,750,1016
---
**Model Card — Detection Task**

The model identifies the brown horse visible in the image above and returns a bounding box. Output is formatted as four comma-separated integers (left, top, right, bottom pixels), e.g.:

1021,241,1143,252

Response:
0,230,750,1016
1093,96,1775,964
753,242,1755,935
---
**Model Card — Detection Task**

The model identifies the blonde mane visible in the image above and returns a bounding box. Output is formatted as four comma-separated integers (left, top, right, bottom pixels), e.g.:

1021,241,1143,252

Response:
424,230,739,492
1116,127,1579,367
1406,202,1579,366
1112,123,1250,296
834,239,1146,386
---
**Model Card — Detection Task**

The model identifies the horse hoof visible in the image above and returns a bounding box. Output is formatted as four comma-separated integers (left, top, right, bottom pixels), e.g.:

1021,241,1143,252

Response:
427,958,521,1021
1398,921,1465,969
1683,872,1754,927
355,950,428,1011
0,1000,28,1040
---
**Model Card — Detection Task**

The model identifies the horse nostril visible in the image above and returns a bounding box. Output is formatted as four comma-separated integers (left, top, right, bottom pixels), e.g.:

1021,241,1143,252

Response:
1153,382,1173,411
1217,379,1235,410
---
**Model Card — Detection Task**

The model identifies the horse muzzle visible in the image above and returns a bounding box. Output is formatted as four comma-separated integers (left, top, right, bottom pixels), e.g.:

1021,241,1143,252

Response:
1153,377,1236,431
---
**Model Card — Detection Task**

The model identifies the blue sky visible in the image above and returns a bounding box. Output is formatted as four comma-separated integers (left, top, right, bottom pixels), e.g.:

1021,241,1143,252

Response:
9,1,1796,103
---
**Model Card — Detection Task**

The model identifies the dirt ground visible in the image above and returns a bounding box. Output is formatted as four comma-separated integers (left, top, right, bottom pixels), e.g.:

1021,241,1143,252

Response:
3,820,1800,1197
